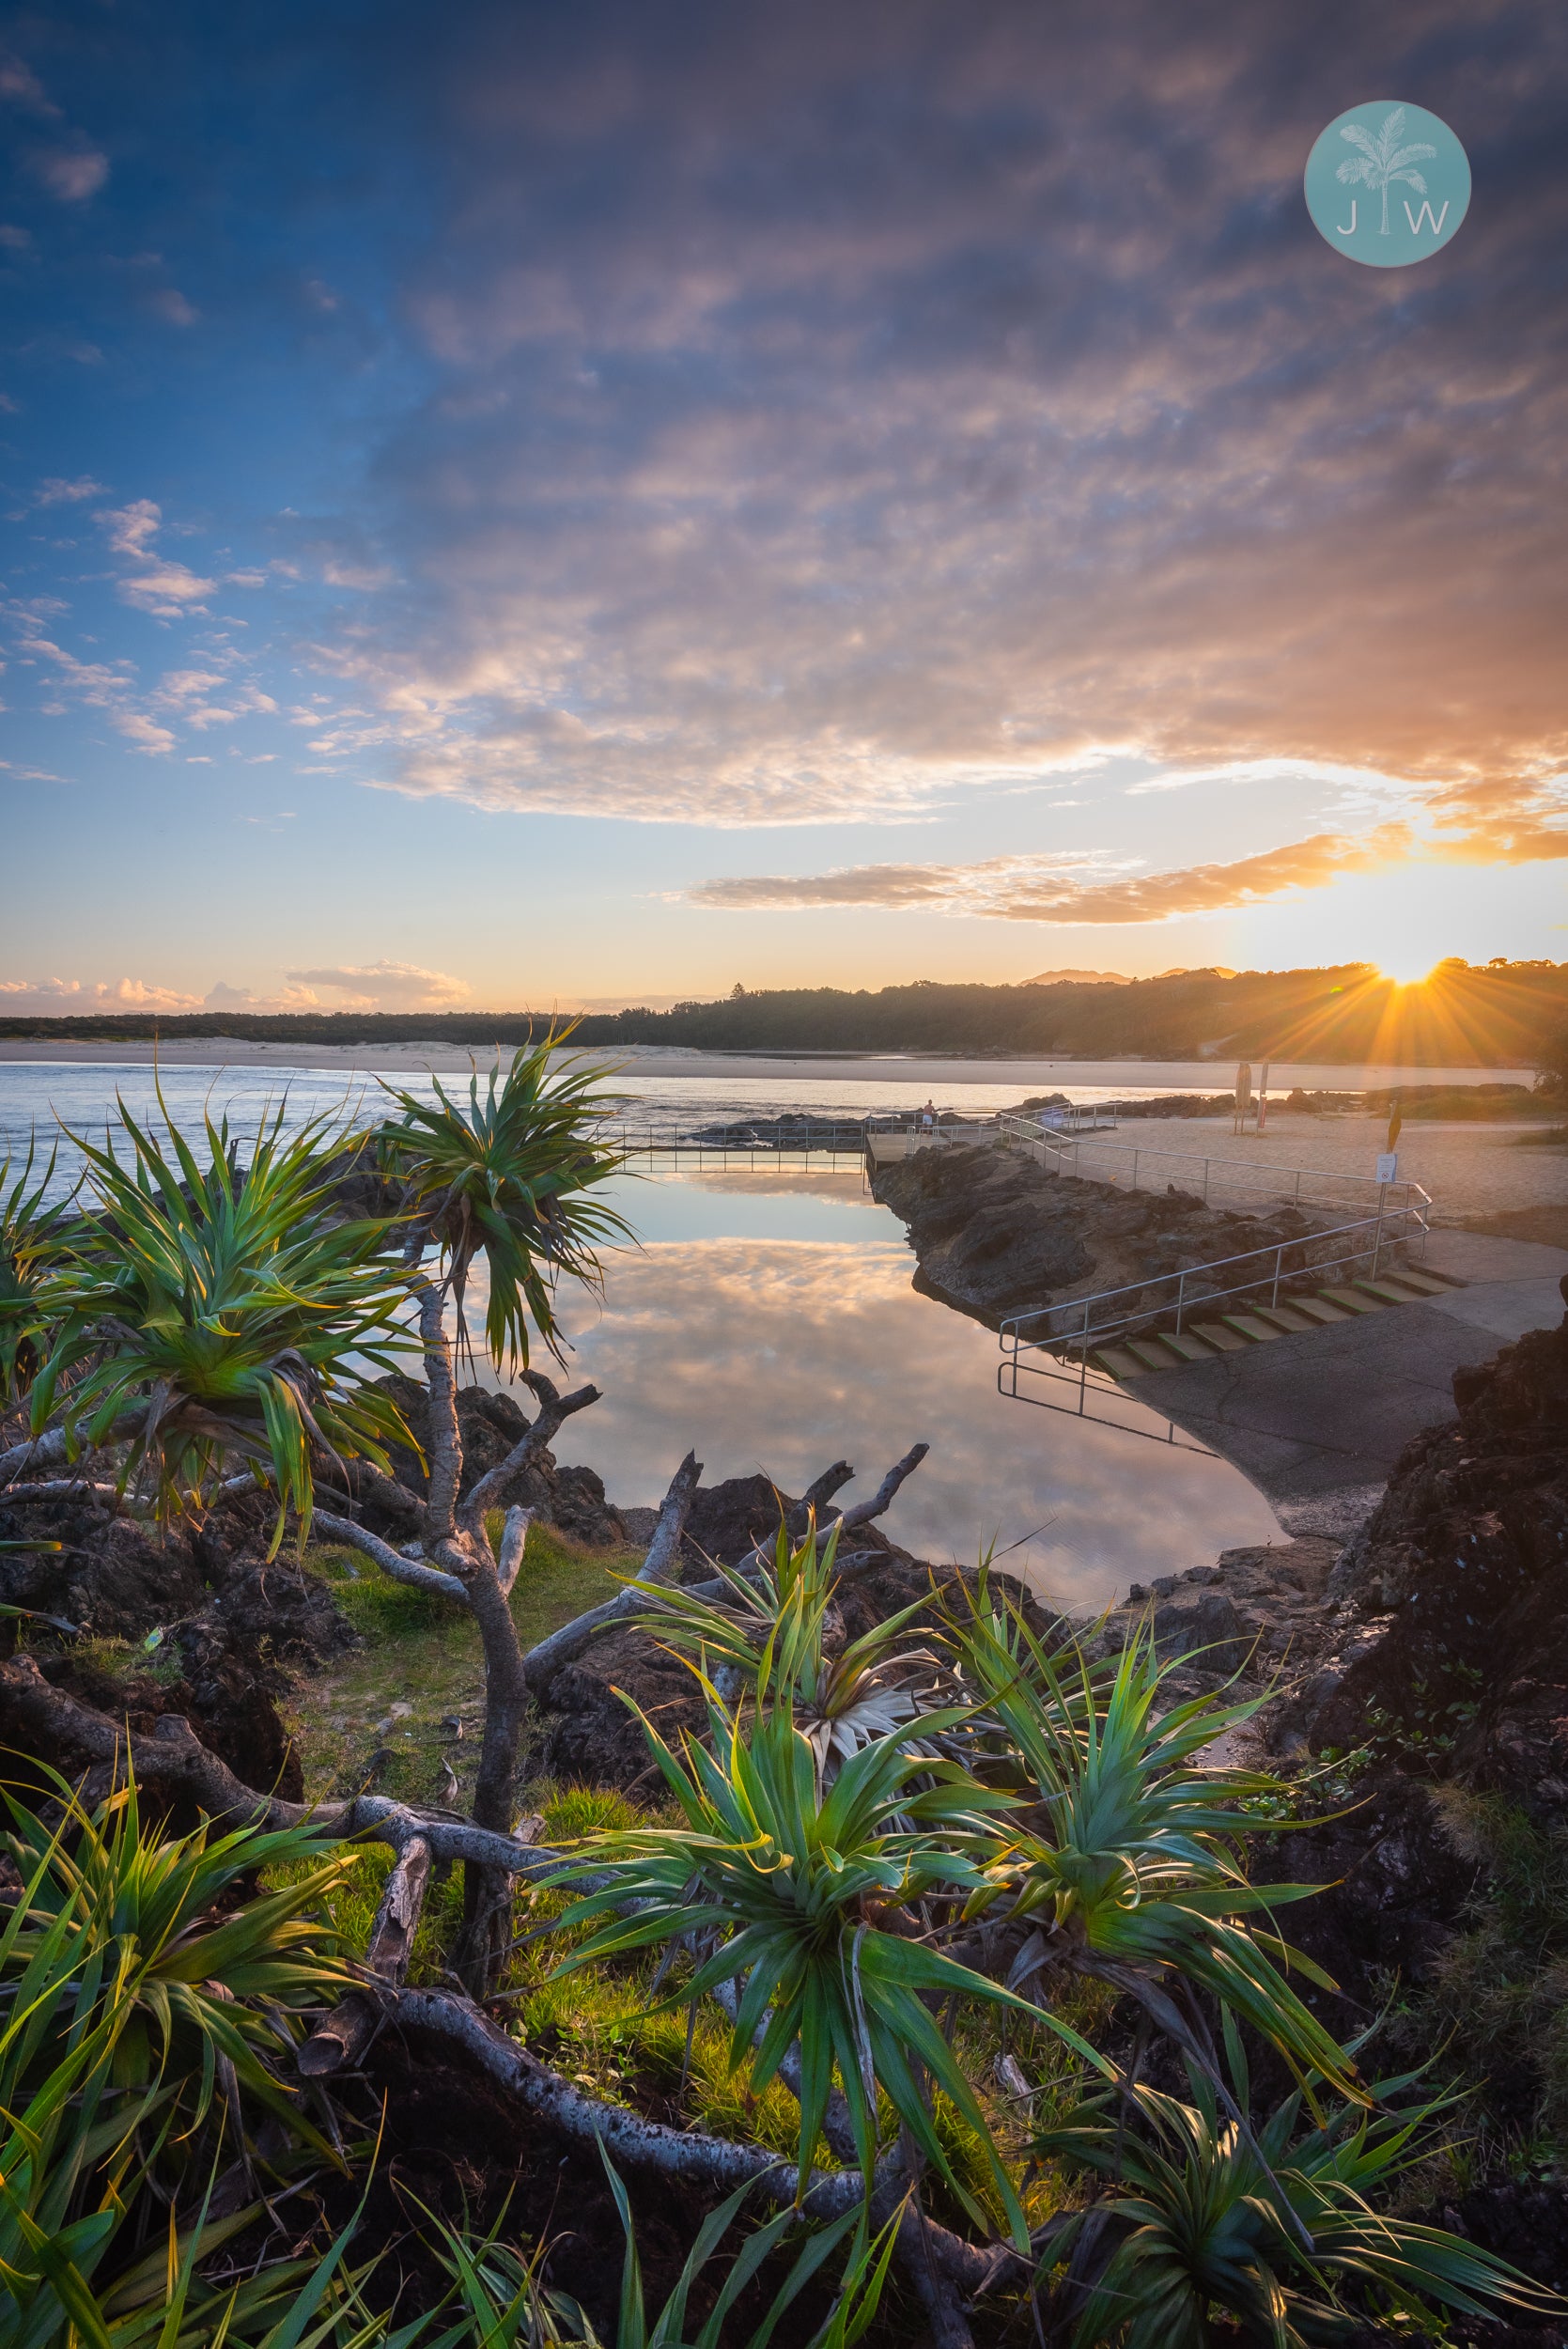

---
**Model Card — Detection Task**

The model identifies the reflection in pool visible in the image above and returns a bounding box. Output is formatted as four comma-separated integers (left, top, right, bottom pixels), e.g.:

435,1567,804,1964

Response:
464,1168,1280,1616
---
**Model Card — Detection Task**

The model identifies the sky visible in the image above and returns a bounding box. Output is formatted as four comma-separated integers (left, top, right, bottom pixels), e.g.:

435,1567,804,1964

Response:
1,0,1565,1017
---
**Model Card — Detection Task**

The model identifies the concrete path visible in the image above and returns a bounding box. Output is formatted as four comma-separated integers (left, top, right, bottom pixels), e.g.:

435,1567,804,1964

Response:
1129,1230,1568,1542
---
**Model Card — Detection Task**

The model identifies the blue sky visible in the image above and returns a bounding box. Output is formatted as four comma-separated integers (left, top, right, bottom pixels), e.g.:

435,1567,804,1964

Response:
2,0,1564,1016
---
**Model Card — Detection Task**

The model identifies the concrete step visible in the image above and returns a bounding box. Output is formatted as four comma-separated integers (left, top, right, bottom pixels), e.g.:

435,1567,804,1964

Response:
1354,1279,1432,1306
1126,1337,1187,1372
1293,1296,1353,1326
1384,1267,1466,1297
1159,1330,1219,1363
1189,1321,1253,1351
1219,1314,1285,1343
1252,1305,1316,1334
1092,1345,1147,1379
1318,1286,1387,1315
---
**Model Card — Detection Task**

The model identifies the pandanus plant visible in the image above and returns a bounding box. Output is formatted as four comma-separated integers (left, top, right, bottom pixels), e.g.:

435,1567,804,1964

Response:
0,1139,72,1408
0,1771,357,2347
23,1095,415,1554
626,1514,950,1777
375,1034,632,1372
552,1664,1104,2248
1035,2017,1559,2345
946,1585,1355,2102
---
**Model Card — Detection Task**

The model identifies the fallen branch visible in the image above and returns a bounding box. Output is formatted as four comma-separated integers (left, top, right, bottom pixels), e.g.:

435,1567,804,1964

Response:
523,1451,701,1690
369,1984,880,2218
0,1657,580,1876
0,1480,131,1510
299,1833,434,2077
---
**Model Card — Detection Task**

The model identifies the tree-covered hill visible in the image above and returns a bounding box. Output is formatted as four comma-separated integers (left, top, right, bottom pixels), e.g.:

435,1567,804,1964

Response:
3,958,1564,1066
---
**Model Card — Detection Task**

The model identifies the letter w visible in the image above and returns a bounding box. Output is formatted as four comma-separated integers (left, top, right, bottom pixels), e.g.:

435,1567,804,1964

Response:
1403,198,1451,236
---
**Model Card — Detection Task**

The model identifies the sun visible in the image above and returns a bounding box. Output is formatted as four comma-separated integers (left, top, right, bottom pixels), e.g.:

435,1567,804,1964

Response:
1376,956,1438,988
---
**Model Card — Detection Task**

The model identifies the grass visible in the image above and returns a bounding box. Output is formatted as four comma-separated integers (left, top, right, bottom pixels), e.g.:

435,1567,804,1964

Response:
282,1519,631,1812
275,1523,1112,2222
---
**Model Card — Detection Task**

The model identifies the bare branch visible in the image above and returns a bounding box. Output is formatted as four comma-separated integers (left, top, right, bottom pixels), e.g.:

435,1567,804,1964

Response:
521,1451,701,1690
416,1277,462,1541
0,1409,149,1490
733,1443,930,1578
836,1441,929,1531
312,1510,467,1600
461,1368,602,1525
795,1459,856,1518
495,1505,534,1595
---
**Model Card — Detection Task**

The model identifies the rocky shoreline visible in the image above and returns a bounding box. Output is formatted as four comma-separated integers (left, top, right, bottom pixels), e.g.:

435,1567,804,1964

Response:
868,1136,1338,1328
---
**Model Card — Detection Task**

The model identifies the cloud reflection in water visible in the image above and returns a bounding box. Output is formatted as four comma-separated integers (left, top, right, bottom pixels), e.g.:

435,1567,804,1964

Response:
467,1171,1280,1612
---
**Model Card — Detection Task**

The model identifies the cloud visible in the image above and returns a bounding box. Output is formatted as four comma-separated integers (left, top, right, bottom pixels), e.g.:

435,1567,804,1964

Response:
30,147,109,202
147,287,198,327
33,474,108,506
0,54,57,115
101,499,163,559
688,824,1429,925
282,958,472,1008
0,974,201,1011
115,711,178,755
98,500,215,615
260,0,1567,886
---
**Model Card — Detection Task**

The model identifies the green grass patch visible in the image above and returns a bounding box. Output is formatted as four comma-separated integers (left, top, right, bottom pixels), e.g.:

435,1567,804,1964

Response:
287,1523,631,1810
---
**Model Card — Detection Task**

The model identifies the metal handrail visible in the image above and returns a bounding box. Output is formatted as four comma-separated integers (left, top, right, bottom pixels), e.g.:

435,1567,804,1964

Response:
999,1195,1431,1371
996,1114,1429,1220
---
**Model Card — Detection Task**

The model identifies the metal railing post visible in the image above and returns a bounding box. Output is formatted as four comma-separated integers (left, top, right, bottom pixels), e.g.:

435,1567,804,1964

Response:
1271,1245,1281,1308
1175,1269,1187,1334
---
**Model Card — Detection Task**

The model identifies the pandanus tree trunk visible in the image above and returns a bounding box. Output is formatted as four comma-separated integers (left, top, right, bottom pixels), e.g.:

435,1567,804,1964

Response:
407,1272,615,1987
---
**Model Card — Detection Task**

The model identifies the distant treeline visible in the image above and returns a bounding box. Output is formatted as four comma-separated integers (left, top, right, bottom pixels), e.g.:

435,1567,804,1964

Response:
4,959,1565,1065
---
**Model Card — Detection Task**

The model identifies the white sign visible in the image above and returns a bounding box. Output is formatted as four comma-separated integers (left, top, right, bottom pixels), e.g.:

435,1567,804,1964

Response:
1375,1152,1399,1186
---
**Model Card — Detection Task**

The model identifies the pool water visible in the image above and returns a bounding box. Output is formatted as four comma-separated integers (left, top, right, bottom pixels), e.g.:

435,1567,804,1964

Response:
460,1165,1281,1613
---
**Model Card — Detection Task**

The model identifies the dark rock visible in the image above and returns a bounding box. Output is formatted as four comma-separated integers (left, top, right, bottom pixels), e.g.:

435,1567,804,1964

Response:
359,1375,627,1548
870,1143,1332,1330
532,1555,1055,1794
0,1513,208,1644
1296,1301,1568,1810
1151,1587,1248,1675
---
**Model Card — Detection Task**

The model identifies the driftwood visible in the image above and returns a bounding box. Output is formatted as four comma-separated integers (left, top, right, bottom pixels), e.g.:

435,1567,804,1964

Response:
298,1834,435,2077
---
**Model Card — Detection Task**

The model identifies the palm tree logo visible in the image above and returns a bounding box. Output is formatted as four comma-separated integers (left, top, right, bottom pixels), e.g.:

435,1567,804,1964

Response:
1335,105,1436,235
